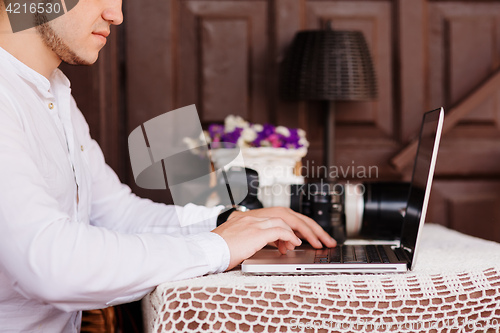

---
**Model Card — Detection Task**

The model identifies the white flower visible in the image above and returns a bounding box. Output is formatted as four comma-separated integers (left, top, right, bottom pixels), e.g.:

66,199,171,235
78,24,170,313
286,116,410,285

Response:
241,127,257,143
225,115,249,132
251,124,263,132
276,126,290,137
299,137,309,148
298,129,306,138
237,136,250,148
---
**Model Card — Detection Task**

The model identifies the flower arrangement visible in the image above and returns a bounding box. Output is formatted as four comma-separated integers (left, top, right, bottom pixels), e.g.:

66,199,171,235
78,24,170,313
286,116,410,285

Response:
181,115,308,207
204,115,309,150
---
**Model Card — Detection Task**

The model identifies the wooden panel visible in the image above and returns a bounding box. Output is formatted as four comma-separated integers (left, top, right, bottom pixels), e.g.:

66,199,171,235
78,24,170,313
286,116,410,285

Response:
393,2,500,176
447,17,495,107
125,0,175,203
428,2,500,130
391,70,500,173
201,19,249,121
273,0,306,130
178,1,269,124
125,0,174,130
427,181,500,242
436,138,500,177
398,0,427,143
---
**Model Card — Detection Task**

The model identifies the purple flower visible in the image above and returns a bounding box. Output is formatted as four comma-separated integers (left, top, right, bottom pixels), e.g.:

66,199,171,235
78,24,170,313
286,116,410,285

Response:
206,116,307,149
220,127,243,147
262,124,275,137
208,124,224,138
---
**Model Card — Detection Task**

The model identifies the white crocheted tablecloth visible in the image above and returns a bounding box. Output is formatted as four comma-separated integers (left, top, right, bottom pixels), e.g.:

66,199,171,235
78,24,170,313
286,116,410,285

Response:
143,224,500,332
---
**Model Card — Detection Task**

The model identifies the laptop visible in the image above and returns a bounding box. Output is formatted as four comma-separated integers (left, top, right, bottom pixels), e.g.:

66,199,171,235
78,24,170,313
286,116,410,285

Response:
242,107,444,274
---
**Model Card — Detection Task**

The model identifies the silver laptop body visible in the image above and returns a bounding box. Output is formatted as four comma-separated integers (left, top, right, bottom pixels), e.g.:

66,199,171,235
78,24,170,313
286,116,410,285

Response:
242,108,444,274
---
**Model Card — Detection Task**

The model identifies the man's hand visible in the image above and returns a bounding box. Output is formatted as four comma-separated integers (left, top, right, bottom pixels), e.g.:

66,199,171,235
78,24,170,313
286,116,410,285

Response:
232,207,336,248
212,207,337,270
212,214,303,270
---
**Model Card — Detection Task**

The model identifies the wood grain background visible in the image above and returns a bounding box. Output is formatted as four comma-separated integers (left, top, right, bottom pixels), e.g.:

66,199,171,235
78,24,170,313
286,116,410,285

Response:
61,0,500,242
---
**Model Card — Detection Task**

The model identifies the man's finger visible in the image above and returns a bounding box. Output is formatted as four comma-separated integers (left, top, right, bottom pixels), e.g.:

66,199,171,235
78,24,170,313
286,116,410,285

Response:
278,240,287,254
285,241,296,251
293,211,337,247
268,227,302,247
285,216,324,248
258,217,294,233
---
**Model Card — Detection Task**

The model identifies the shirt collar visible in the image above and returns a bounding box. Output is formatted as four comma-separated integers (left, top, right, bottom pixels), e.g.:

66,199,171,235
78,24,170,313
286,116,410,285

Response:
0,46,70,98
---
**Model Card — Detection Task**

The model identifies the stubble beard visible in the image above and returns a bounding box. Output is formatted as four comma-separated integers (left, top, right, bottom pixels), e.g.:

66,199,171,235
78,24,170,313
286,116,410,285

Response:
34,13,92,66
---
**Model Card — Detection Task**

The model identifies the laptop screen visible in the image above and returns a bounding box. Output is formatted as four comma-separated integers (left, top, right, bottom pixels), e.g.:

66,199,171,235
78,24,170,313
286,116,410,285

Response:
400,108,444,269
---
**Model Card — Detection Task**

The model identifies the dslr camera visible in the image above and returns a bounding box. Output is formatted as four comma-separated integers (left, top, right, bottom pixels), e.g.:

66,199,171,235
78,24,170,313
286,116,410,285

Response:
290,181,410,244
201,167,410,245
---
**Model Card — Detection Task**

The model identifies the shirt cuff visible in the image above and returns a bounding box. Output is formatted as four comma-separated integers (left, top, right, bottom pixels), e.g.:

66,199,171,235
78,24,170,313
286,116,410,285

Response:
180,204,225,230
186,231,230,273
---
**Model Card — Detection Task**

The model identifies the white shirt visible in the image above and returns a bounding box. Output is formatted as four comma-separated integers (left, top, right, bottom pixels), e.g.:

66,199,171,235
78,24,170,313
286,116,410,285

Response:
0,46,229,332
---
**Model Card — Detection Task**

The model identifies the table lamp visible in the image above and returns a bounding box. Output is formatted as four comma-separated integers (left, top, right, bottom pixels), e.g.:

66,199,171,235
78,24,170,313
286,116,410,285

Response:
280,28,378,179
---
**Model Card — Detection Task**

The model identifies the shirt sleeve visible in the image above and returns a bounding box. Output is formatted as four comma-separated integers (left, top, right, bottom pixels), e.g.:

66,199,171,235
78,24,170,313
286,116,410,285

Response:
70,103,225,236
0,95,230,312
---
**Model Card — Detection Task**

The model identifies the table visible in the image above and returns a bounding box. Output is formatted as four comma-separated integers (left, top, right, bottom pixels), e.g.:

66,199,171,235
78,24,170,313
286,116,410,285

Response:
143,224,500,332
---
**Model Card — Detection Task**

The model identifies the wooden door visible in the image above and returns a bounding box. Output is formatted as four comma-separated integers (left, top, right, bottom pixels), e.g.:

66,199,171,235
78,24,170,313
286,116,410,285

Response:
421,1,500,241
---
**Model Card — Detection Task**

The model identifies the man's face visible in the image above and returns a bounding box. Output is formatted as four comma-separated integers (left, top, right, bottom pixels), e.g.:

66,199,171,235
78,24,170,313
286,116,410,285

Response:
36,0,123,65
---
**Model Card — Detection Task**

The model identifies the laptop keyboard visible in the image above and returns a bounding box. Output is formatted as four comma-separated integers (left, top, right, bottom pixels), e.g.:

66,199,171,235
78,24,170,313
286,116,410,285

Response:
313,245,391,264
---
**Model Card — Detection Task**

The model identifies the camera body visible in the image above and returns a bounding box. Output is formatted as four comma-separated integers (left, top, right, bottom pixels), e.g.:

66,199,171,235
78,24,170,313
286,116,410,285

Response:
290,181,410,244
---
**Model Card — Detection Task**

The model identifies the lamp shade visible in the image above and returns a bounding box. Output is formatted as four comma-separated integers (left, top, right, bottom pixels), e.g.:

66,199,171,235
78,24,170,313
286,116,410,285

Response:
280,30,377,101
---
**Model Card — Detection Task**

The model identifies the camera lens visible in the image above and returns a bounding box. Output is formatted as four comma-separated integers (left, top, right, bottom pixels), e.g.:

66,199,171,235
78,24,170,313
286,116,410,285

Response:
344,183,364,237
360,182,410,239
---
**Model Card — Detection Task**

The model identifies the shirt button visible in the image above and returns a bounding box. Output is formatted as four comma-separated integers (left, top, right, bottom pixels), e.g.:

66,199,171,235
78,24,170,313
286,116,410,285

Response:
48,103,54,110
81,145,84,152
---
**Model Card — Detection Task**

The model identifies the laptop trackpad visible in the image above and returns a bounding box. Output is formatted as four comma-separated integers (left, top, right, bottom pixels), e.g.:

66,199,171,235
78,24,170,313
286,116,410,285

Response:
247,247,315,264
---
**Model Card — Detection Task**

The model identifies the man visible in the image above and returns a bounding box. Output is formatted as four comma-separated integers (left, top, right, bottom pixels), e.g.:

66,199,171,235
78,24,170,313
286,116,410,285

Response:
0,0,336,331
